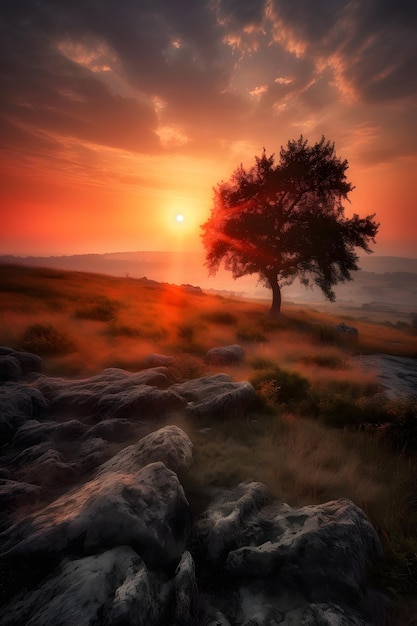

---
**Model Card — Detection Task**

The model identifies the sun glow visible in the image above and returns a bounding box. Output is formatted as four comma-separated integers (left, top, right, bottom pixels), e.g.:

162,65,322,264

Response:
175,213,184,223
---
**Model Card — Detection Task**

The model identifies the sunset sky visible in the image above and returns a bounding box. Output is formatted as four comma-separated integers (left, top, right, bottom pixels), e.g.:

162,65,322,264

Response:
1,0,416,257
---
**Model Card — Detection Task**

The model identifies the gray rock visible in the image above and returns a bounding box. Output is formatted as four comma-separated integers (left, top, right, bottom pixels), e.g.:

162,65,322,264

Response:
33,367,177,417
0,546,167,626
356,353,417,400
225,497,382,595
173,551,198,625
97,385,186,419
205,344,245,365
14,449,79,489
196,484,383,625
97,424,193,477
12,350,42,374
172,374,256,420
197,482,271,561
82,418,141,442
77,437,113,473
1,461,192,570
12,419,86,448
0,479,43,528
0,356,22,382
0,384,47,443
0,347,41,374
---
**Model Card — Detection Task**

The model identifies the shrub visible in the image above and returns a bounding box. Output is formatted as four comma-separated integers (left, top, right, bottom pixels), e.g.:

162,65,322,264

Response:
108,323,167,342
21,323,76,356
312,324,340,345
300,353,347,369
237,327,267,342
250,366,311,406
201,311,237,325
74,296,119,322
249,356,277,370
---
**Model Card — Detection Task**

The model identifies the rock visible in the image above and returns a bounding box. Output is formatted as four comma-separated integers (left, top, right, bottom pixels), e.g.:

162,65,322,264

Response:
0,384,48,443
12,350,42,374
173,551,198,625
82,418,141,442
336,322,359,336
172,374,256,420
355,353,417,401
12,419,86,448
15,449,79,489
205,344,245,365
1,461,192,571
0,356,22,382
97,385,186,419
0,546,167,626
0,479,43,529
196,484,384,625
97,425,193,477
225,498,382,592
0,347,42,374
33,367,183,418
197,482,271,561
77,437,112,473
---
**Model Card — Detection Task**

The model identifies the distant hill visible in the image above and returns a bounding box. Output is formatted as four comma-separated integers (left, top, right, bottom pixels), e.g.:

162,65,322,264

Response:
1,251,416,309
1,250,417,277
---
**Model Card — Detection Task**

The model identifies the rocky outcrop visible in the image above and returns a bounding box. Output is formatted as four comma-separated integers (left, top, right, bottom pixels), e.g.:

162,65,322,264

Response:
356,353,417,401
0,347,385,625
196,484,384,625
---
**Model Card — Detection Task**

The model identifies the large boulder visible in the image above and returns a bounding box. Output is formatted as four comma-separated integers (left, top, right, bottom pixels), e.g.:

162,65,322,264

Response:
196,483,384,625
0,546,168,626
1,461,192,571
172,374,256,420
98,424,193,478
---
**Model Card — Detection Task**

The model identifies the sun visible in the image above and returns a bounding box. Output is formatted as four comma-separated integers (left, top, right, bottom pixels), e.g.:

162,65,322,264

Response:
175,213,184,223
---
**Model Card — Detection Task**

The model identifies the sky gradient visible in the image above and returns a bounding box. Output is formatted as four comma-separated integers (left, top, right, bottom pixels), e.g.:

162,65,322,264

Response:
1,0,416,257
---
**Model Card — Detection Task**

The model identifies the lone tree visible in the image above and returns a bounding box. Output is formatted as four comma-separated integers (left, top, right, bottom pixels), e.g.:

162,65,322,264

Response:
201,136,379,316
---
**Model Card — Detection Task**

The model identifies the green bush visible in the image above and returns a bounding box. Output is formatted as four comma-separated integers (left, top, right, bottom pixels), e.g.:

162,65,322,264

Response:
21,323,76,356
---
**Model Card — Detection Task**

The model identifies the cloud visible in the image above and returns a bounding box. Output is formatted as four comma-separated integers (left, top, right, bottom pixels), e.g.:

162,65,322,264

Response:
0,0,416,171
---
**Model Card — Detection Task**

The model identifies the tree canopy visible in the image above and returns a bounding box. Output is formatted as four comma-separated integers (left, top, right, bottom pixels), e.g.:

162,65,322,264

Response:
201,136,379,315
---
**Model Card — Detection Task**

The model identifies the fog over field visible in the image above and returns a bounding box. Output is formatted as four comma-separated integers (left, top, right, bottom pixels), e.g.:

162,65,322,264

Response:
1,251,416,321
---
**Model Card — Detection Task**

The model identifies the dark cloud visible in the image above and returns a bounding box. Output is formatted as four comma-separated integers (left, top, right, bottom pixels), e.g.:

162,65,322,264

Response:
270,0,417,103
0,0,416,166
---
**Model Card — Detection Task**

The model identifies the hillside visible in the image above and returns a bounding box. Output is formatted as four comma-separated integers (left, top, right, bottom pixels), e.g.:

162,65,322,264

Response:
1,251,417,314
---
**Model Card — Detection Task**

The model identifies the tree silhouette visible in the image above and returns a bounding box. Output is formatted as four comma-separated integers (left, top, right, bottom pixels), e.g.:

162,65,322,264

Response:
201,136,379,316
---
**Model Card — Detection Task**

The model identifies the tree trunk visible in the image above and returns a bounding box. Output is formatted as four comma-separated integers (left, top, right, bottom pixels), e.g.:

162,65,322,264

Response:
267,273,282,317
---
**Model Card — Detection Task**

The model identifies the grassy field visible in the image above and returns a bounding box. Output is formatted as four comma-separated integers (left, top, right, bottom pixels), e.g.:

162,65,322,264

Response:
1,263,417,622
